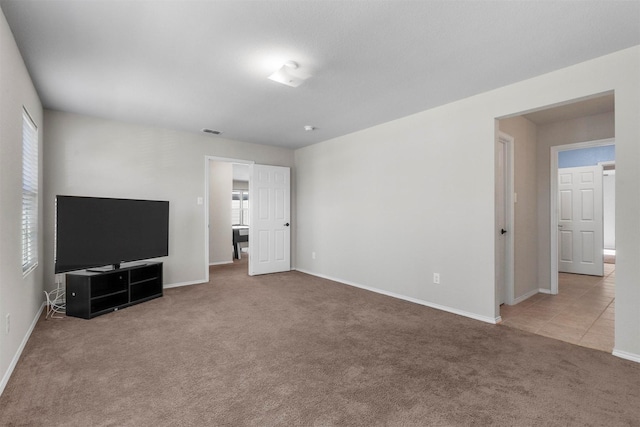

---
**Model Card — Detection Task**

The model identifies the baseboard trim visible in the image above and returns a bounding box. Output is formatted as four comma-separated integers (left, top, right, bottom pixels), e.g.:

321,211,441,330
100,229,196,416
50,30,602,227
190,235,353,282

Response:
0,301,46,396
612,349,640,363
163,279,206,289
538,288,552,294
295,268,499,325
209,261,233,266
512,288,540,305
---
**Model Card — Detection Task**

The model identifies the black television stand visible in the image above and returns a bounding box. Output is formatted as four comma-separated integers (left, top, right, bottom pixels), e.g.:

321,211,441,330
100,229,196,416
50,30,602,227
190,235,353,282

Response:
66,262,163,319
86,262,147,273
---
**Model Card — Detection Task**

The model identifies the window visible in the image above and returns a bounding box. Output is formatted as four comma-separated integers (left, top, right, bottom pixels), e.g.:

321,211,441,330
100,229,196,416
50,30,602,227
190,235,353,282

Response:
22,108,38,275
232,190,249,225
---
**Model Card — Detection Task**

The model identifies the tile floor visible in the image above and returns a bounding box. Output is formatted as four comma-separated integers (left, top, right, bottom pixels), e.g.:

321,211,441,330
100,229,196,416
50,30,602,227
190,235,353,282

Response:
500,263,615,353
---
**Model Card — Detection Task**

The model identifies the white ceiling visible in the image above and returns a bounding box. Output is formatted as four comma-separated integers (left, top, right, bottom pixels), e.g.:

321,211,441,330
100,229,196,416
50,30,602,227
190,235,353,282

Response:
1,1,639,150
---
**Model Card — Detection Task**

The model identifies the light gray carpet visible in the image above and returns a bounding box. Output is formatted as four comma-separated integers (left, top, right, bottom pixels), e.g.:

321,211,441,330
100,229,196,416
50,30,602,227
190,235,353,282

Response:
1,259,639,426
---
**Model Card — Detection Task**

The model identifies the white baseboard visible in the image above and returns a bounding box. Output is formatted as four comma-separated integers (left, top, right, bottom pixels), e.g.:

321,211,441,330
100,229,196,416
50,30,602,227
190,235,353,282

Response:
612,349,640,363
512,288,541,305
209,261,233,266
295,268,500,325
163,279,206,289
0,301,46,396
505,288,551,306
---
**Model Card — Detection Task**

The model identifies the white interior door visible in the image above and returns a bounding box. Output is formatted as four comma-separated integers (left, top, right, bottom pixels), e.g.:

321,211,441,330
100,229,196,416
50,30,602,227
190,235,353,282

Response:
496,139,507,305
249,164,291,275
558,165,604,276
495,132,514,306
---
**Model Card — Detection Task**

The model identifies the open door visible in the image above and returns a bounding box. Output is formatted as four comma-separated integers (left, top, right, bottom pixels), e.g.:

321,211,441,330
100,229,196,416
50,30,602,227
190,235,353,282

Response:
249,164,291,275
558,165,604,276
495,132,514,307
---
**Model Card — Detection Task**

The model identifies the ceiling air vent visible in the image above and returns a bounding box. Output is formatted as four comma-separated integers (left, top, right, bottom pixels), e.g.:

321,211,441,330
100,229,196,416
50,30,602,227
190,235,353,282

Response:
202,128,222,135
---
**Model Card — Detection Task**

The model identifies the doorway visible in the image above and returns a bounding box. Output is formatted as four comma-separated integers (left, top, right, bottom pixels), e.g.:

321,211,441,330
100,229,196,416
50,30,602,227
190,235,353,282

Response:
497,92,616,352
204,157,292,281
495,131,514,309
550,139,614,293
205,156,254,281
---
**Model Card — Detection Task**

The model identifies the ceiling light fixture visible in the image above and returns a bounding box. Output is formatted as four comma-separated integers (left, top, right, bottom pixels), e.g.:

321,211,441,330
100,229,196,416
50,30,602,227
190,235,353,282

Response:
268,60,311,88
304,125,315,131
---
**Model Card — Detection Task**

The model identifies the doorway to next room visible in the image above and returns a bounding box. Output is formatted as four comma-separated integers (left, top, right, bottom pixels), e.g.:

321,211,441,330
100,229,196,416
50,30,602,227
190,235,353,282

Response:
496,92,616,353
208,160,251,270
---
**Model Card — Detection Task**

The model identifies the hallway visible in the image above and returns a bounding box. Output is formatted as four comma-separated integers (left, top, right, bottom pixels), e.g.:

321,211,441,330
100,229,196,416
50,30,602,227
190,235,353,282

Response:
501,263,615,352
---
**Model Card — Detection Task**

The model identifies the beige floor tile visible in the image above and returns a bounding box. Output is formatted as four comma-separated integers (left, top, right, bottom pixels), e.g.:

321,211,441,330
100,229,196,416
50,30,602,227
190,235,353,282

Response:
579,331,614,352
550,312,597,329
589,319,614,335
564,276,600,284
501,318,544,334
571,305,608,317
538,323,587,344
579,292,614,301
499,305,526,318
522,306,561,321
528,293,551,302
499,304,518,316
504,311,550,325
573,295,613,309
539,299,575,310
556,292,587,301
512,298,538,309
600,310,615,321
504,314,547,330
583,292,615,301
575,302,612,311
500,267,615,351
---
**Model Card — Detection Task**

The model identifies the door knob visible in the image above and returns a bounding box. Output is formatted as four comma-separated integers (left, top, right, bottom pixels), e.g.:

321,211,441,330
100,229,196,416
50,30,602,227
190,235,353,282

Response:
284,223,290,227
501,228,507,235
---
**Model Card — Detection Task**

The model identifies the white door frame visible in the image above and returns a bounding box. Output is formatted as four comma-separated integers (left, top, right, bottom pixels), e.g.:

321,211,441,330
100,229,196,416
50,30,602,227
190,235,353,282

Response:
549,138,614,294
496,131,515,309
204,156,254,282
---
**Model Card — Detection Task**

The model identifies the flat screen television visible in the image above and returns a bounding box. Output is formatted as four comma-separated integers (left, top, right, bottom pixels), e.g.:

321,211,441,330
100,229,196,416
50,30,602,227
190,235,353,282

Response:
55,195,169,273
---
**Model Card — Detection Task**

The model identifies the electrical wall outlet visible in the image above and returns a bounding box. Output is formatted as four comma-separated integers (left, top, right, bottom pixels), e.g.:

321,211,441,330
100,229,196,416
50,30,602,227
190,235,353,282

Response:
5,313,9,334
433,273,440,284
311,251,316,260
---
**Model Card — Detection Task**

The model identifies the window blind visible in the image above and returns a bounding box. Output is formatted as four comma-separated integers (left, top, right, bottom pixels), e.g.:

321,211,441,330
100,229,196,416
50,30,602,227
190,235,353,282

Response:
231,190,249,225
22,109,38,275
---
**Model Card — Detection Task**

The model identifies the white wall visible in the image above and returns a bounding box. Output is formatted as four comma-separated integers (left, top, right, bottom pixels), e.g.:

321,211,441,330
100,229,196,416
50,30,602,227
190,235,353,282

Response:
603,172,615,250
209,161,233,265
0,10,44,393
295,46,640,358
498,116,539,300
296,99,501,324
43,110,295,288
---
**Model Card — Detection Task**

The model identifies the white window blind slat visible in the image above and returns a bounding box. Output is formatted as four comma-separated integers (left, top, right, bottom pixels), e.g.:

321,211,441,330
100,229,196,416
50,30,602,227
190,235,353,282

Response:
231,190,250,225
22,108,38,275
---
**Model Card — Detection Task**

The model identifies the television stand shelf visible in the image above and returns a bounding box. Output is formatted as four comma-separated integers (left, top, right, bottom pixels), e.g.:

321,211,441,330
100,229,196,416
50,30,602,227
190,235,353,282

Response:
65,262,163,319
